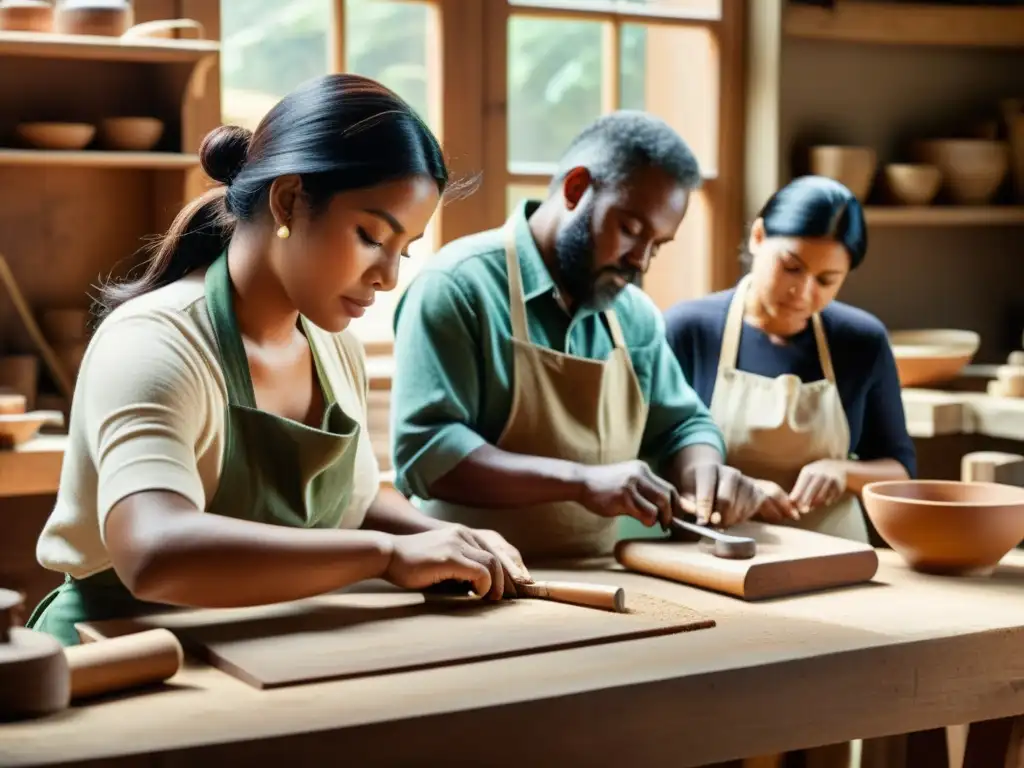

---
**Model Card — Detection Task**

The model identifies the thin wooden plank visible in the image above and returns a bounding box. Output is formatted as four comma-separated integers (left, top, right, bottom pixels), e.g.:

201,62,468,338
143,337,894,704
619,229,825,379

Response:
0,150,199,170
0,30,219,63
865,206,1024,227
80,587,715,690
783,2,1024,48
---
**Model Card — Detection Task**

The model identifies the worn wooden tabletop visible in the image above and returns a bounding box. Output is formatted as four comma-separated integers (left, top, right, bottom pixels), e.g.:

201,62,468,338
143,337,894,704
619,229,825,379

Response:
1,550,1023,767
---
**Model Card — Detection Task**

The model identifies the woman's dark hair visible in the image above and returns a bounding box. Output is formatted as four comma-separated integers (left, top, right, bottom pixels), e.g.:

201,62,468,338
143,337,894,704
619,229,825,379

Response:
740,175,867,272
96,73,450,319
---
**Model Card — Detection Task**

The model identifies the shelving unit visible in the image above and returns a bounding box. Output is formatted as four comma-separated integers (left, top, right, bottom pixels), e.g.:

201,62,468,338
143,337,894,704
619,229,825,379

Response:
0,2,220,497
783,1,1024,48
747,0,1024,370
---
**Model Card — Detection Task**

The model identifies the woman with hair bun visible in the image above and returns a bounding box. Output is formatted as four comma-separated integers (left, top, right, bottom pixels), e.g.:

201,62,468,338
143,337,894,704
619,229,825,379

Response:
27,73,529,646
663,175,915,543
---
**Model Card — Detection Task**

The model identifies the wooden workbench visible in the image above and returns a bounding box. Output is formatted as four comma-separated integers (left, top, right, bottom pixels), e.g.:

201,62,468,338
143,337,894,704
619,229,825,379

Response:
1,550,1022,767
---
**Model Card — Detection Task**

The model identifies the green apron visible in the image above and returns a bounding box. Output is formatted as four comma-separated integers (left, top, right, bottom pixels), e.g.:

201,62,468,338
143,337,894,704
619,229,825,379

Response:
27,253,363,646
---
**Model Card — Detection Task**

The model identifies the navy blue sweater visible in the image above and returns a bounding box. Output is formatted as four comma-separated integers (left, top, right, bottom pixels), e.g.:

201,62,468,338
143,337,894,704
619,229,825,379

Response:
663,289,917,478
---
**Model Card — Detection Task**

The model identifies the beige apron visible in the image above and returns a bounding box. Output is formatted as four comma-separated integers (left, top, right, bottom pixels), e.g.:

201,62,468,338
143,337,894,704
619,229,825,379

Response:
419,218,649,560
709,275,869,542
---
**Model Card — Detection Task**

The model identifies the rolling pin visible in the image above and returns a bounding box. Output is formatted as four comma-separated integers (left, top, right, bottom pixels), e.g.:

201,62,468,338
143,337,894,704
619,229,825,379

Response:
0,589,184,719
65,628,183,701
425,579,627,612
515,581,626,613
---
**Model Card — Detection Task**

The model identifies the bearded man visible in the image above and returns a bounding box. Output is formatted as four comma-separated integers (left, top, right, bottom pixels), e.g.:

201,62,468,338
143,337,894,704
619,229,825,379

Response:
389,111,771,562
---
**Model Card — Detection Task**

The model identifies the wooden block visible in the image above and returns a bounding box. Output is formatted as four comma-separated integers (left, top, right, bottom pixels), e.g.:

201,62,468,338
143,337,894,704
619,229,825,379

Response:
901,389,967,437
961,451,1024,487
615,522,879,601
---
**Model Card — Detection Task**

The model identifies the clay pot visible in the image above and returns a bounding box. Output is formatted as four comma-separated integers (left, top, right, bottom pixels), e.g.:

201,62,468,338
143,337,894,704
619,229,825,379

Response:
808,145,877,202
913,139,1009,205
99,117,163,151
884,163,941,206
16,122,95,150
0,0,54,32
889,329,980,388
863,480,1024,576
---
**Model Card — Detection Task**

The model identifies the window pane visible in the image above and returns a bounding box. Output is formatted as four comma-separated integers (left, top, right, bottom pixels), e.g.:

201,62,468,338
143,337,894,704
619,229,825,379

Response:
619,24,719,175
345,0,439,342
345,0,437,130
507,183,552,216
221,0,334,130
508,16,604,169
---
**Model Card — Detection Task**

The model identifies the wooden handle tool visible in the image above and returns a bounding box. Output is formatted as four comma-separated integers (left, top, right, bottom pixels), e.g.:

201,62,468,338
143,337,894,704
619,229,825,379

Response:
64,628,183,701
671,518,757,560
515,581,626,613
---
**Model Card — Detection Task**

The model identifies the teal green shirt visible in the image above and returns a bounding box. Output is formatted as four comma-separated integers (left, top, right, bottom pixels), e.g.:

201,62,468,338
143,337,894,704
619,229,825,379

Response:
390,200,726,500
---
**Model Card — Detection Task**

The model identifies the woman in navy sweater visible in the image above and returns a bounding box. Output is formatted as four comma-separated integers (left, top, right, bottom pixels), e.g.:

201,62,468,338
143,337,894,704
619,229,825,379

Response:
663,176,915,542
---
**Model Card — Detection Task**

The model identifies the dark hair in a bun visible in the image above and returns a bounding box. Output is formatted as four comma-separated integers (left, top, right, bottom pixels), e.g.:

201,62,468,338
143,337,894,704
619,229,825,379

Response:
96,73,450,319
741,175,868,272
200,125,252,186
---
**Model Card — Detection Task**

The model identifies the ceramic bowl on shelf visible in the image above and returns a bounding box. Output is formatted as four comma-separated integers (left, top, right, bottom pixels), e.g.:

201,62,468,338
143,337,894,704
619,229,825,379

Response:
808,145,877,201
862,480,1024,576
912,139,1009,205
888,329,980,388
99,117,164,151
15,122,95,150
883,163,942,206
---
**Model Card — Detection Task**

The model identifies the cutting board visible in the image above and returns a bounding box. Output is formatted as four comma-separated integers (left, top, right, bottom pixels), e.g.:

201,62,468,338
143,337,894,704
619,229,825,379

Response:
615,521,879,601
77,584,714,690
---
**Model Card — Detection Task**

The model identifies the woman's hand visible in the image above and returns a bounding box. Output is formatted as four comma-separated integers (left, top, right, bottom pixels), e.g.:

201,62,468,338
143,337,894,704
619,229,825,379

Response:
789,459,847,515
461,527,532,597
383,526,529,601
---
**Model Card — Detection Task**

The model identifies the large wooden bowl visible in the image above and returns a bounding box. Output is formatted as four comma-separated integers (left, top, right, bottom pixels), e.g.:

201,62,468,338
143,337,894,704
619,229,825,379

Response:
913,139,1009,205
99,117,164,151
889,329,980,388
863,480,1024,575
809,145,877,201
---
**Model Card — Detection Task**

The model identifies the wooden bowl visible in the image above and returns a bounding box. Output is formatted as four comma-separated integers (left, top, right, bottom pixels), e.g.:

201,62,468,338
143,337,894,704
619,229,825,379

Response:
913,139,1009,205
889,329,980,388
808,145,877,201
16,122,95,151
99,117,164,151
863,480,1024,575
0,0,55,32
0,412,47,447
884,163,941,206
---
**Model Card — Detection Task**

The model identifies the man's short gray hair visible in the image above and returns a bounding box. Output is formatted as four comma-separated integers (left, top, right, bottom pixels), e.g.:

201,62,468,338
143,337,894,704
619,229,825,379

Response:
550,110,703,192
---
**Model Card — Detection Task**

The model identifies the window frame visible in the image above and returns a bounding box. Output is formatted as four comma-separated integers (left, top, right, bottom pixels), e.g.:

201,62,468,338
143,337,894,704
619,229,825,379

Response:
213,0,745,351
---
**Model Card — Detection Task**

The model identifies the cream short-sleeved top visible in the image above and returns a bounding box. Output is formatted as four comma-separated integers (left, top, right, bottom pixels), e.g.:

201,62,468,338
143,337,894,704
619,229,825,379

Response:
36,268,381,580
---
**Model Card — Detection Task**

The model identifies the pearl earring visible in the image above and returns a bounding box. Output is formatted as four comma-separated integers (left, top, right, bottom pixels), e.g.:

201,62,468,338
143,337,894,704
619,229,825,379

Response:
277,225,291,240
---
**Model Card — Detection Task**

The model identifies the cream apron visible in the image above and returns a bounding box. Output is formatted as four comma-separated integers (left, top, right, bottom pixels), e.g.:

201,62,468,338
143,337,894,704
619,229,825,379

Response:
709,275,869,542
419,218,649,560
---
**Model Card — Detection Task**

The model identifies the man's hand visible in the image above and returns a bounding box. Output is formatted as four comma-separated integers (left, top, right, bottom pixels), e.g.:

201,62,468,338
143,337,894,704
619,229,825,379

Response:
577,460,677,530
678,462,765,528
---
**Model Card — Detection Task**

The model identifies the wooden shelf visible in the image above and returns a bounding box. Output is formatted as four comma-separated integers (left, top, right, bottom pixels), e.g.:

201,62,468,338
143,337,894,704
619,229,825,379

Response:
783,2,1024,47
0,149,199,170
0,30,219,63
865,206,1024,227
0,434,65,498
